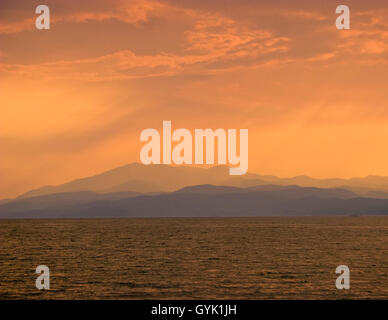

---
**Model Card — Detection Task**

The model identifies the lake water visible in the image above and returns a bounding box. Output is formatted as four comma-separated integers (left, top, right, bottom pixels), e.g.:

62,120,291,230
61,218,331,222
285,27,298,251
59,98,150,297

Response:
1,217,387,299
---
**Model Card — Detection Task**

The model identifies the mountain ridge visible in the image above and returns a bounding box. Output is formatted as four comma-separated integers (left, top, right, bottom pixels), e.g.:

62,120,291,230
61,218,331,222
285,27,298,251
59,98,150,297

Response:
13,163,388,201
2,183,388,218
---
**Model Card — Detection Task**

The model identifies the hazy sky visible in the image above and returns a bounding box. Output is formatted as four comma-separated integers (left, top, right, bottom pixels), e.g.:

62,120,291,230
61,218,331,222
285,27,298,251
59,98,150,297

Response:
1,0,388,198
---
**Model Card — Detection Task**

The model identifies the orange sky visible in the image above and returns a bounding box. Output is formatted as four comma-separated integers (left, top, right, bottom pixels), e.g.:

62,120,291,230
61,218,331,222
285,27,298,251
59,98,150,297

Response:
1,0,388,198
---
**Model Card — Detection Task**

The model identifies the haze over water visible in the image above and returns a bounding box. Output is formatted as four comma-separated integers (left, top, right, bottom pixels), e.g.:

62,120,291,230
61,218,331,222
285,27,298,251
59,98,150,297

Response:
1,217,387,299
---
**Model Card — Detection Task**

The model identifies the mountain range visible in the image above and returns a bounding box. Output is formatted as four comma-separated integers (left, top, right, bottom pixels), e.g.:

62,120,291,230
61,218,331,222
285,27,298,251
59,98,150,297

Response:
1,163,388,218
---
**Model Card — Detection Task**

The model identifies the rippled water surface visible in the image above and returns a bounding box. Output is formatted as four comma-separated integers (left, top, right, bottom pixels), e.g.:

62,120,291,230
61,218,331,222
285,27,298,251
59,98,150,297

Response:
1,217,387,299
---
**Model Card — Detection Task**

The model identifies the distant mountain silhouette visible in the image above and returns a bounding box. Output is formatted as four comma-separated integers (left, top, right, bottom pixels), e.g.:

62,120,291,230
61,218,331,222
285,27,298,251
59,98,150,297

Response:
176,185,247,194
1,183,388,218
18,163,247,199
177,184,356,199
2,163,388,218
14,163,388,200
224,175,388,198
0,191,141,214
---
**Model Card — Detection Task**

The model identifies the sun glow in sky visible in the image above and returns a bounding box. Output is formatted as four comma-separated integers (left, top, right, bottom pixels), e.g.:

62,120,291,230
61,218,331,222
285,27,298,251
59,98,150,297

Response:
1,0,388,198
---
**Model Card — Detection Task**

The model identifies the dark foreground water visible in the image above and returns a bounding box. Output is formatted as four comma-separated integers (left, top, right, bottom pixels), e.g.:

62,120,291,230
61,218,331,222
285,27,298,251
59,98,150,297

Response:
0,217,387,299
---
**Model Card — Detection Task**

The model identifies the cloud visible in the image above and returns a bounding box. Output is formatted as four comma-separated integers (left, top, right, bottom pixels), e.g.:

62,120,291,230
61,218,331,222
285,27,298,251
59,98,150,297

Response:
0,4,290,81
5,0,385,79
0,0,165,34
